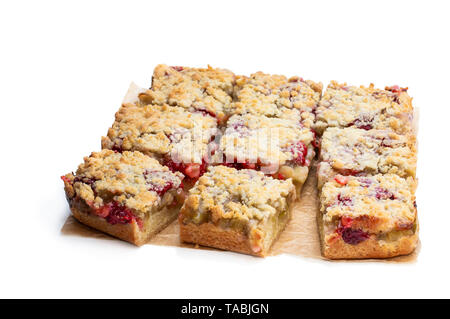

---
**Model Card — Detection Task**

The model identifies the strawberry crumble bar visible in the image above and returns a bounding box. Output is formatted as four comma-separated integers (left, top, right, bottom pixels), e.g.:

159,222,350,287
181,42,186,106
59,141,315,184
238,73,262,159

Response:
228,71,322,128
314,81,414,134
318,174,418,259
101,103,218,183
138,64,235,123
219,113,315,196
179,166,296,257
61,150,185,246
317,127,417,188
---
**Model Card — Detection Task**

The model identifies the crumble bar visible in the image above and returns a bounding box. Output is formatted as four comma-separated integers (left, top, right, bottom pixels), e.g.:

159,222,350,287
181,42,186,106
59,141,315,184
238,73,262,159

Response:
318,174,418,259
314,81,414,134
228,71,322,128
61,150,185,246
179,166,296,257
317,127,417,188
101,102,218,182
138,64,235,123
219,113,315,195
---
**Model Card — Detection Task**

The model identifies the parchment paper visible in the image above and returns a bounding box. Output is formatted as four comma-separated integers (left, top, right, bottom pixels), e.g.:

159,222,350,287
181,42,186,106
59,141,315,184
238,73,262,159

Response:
61,83,419,262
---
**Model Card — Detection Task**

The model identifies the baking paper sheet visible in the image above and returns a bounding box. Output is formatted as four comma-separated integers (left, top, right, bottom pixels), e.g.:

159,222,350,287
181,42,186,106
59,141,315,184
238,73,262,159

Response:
61,83,419,262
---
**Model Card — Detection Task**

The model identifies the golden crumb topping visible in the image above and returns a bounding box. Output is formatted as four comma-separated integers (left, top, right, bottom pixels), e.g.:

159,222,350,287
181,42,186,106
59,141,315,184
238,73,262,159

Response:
101,103,217,163
314,81,413,134
320,127,417,178
320,174,417,233
62,150,183,214
219,113,314,167
182,166,295,224
138,64,235,121
228,72,322,127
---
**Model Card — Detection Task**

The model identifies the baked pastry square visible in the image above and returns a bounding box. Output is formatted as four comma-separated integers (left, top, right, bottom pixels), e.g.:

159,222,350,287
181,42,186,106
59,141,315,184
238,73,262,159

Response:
179,166,296,257
317,127,417,188
101,103,218,183
228,71,322,128
61,150,185,246
217,113,315,196
314,81,414,134
318,174,418,259
138,64,235,123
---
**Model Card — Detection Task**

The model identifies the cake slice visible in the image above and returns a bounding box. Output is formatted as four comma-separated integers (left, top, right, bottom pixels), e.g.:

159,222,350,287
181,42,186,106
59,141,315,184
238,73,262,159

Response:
318,174,418,259
317,127,417,188
179,166,296,257
61,150,185,246
138,64,235,123
314,81,414,134
101,102,218,184
228,71,322,128
218,113,315,196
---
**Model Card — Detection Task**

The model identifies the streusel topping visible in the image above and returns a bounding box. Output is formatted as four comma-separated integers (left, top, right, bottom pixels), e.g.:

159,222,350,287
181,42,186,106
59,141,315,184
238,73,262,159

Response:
228,72,322,127
62,150,183,214
320,127,417,178
314,81,413,134
320,174,417,233
138,64,235,120
183,166,295,223
219,113,314,166
101,103,217,163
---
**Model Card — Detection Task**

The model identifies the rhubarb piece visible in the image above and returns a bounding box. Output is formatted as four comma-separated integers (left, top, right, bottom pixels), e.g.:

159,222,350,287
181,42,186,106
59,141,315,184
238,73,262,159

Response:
219,113,315,196
314,81,414,134
138,64,235,123
317,127,417,188
179,166,296,257
228,71,322,128
101,103,218,183
318,174,418,259
61,150,184,246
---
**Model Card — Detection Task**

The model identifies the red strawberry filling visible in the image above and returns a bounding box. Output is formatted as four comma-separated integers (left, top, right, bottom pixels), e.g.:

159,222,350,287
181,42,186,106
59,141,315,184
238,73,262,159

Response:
340,216,354,227
223,161,259,170
61,175,71,184
195,109,217,119
340,228,370,245
350,115,374,130
336,216,369,245
273,172,286,180
337,169,361,176
334,175,348,185
111,144,123,153
375,187,396,200
337,194,353,206
358,178,372,188
143,170,177,197
171,66,184,72
90,201,140,228
165,158,207,181
386,85,407,94
311,129,320,149
288,141,307,166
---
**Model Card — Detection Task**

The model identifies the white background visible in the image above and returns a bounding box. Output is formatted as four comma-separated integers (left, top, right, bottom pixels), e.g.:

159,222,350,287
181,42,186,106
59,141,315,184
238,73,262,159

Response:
1,0,449,298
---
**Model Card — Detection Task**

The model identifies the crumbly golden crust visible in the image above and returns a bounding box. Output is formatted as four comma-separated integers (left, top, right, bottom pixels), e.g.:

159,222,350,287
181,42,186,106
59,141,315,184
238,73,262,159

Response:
318,214,418,259
179,166,296,255
180,222,261,256
101,103,217,164
139,64,235,122
318,174,418,259
318,127,417,187
71,202,180,246
62,150,183,216
315,81,413,134
229,72,322,127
